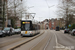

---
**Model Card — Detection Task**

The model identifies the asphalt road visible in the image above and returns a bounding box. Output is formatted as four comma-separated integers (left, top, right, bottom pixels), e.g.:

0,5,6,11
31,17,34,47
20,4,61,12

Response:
55,30,75,50
14,30,75,50
14,30,55,50
0,30,44,50
0,30,75,50
0,34,21,44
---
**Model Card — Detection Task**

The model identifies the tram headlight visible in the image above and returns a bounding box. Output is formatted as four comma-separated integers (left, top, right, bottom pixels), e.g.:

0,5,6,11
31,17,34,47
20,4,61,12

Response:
21,31,24,34
30,31,32,33
29,31,32,33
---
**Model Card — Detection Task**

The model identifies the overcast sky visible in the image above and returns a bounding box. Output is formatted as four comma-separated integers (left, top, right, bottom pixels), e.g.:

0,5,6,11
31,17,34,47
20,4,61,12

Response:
23,0,59,21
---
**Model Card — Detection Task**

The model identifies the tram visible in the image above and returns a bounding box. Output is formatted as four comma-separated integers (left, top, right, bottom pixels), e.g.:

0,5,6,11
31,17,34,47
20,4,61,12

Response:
21,19,40,37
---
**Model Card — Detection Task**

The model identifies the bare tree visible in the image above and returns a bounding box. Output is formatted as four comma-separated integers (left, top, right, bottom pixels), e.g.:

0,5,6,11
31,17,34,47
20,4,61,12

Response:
7,0,23,19
6,0,24,28
57,0,75,27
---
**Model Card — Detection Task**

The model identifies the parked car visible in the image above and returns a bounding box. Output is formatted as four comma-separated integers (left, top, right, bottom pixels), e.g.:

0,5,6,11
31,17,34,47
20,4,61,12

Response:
2,27,12,36
71,29,75,36
17,28,21,33
64,29,70,33
12,28,15,35
15,29,21,34
0,30,6,37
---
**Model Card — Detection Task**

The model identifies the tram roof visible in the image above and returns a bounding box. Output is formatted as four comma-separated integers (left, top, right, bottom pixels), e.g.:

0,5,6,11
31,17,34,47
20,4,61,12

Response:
21,19,39,24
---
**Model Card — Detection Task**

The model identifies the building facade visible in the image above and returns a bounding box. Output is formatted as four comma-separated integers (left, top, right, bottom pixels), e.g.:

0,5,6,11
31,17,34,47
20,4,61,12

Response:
49,18,65,29
40,19,49,29
49,19,56,29
0,0,7,30
0,0,3,30
39,18,65,30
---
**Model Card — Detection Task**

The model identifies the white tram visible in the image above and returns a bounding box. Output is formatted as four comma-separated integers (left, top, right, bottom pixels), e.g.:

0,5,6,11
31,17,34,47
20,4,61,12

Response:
21,19,40,37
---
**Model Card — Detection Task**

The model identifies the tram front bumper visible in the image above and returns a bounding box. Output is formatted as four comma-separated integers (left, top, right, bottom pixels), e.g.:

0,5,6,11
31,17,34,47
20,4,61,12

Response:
21,33,33,36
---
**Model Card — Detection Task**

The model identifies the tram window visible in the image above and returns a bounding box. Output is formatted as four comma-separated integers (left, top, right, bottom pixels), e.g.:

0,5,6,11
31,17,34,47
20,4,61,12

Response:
21,21,39,30
21,22,31,31
25,23,30,30
32,24,37,30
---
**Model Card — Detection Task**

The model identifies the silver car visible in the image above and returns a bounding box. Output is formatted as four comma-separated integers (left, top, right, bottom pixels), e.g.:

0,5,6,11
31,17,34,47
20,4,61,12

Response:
14,29,21,34
11,28,15,35
0,30,6,37
71,29,75,36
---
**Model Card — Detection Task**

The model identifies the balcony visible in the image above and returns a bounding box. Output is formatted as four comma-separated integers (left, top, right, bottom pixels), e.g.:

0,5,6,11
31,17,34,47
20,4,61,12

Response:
0,24,2,26
0,27,2,29
0,17,3,20
0,20,2,22
0,8,2,10
0,5,3,8
0,1,2,6
0,24,2,29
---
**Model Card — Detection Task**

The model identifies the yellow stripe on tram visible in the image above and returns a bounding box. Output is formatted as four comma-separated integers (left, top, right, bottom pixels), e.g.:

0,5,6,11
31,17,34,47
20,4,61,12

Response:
25,31,27,34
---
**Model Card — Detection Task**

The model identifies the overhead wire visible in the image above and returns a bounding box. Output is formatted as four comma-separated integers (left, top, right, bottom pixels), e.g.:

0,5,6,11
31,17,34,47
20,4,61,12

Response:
45,0,49,8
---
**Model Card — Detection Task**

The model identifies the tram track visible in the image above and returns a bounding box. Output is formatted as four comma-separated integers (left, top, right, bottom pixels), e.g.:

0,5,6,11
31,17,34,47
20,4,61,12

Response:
43,33,53,50
29,30,53,50
8,31,45,50
30,31,48,50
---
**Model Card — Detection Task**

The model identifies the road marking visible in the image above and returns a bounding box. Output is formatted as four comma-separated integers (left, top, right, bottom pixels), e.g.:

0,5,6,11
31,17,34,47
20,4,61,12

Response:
53,32,58,44
30,31,46,50
43,33,53,50
53,31,71,50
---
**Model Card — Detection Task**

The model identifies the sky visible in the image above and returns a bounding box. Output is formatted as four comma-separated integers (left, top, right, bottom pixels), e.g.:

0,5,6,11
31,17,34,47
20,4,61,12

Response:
22,0,59,21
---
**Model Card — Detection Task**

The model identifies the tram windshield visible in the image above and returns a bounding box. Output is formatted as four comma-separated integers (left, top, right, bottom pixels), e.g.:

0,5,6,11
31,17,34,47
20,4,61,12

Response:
25,23,30,30
21,21,31,31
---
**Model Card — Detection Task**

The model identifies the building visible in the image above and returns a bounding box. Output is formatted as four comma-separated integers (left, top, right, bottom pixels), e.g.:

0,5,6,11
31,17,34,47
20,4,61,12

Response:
44,19,49,29
39,22,44,29
0,0,3,30
40,19,49,29
0,0,8,30
49,18,65,29
49,19,56,29
40,18,66,30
